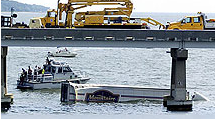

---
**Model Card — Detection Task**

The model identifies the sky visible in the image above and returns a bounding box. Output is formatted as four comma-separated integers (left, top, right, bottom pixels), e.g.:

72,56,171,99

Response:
13,0,215,13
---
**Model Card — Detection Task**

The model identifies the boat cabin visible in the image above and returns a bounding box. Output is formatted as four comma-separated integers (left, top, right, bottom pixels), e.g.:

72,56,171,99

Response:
43,60,77,80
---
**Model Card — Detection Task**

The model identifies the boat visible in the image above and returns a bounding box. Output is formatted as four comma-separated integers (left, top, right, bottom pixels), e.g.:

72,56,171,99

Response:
17,58,90,89
61,82,208,103
48,47,77,57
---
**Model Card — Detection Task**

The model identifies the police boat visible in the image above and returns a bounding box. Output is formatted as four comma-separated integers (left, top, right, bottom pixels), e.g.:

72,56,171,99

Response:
17,58,90,89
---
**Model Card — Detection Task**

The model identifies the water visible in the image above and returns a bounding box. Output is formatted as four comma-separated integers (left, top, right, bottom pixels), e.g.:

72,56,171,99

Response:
2,47,215,116
1,12,215,118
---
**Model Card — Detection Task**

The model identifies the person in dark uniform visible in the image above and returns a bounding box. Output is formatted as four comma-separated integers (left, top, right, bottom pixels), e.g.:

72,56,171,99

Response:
46,57,51,65
28,66,33,81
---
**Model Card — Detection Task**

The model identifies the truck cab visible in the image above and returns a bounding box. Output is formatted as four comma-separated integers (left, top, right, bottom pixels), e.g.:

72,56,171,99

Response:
40,9,58,27
167,12,215,30
167,16,204,30
29,9,59,28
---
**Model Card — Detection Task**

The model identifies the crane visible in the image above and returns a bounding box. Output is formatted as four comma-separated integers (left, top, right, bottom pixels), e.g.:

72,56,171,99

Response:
58,0,134,28
29,0,165,29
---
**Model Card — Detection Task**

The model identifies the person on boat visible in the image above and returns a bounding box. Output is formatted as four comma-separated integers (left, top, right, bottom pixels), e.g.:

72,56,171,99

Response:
34,65,40,80
65,47,68,51
28,66,33,81
42,68,45,77
34,65,38,75
22,68,25,73
20,68,27,85
28,66,32,74
38,67,42,74
46,57,51,65
19,74,25,85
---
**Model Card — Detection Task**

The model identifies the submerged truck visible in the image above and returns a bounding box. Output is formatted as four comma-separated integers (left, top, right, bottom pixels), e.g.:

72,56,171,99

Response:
167,12,215,30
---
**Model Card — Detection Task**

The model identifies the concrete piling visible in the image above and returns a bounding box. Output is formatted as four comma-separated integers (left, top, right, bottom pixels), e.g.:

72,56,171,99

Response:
164,48,192,111
1,46,13,110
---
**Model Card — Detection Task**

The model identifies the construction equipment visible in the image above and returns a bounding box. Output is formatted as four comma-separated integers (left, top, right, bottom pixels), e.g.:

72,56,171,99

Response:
29,0,165,29
167,12,215,30
141,18,165,29
29,9,60,28
1,8,28,28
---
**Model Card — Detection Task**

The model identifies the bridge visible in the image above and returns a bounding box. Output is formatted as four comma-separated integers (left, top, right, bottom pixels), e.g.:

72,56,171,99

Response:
1,28,215,111
2,28,215,48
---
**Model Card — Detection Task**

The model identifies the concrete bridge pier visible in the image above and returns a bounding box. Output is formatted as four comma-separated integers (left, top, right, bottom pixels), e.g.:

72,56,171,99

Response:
1,46,13,110
163,48,192,111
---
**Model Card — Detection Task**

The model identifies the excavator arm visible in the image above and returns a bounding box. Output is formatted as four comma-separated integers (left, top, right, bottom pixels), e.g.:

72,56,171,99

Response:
74,7,132,22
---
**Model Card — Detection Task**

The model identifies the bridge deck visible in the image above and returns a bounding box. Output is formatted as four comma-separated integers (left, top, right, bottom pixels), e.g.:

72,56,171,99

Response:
1,28,215,48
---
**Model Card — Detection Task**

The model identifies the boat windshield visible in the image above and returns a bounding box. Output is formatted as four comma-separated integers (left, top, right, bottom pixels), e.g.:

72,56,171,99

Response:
63,67,72,72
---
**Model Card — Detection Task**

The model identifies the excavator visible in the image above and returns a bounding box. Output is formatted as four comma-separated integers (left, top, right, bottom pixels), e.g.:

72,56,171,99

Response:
29,0,165,29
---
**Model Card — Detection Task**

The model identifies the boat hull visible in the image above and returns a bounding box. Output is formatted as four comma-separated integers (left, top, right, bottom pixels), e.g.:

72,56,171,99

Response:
48,52,77,57
17,78,90,90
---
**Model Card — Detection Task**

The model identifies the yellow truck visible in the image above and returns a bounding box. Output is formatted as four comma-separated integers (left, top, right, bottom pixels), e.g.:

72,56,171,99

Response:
29,9,64,28
167,12,215,30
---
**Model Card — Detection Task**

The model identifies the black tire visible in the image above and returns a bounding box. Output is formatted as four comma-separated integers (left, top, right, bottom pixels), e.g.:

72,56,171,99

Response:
173,28,179,30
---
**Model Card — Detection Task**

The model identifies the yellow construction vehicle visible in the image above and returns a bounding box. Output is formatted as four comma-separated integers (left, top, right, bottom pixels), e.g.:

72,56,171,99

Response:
141,18,166,29
29,9,64,28
29,0,165,29
40,9,58,27
167,12,215,30
57,0,135,28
